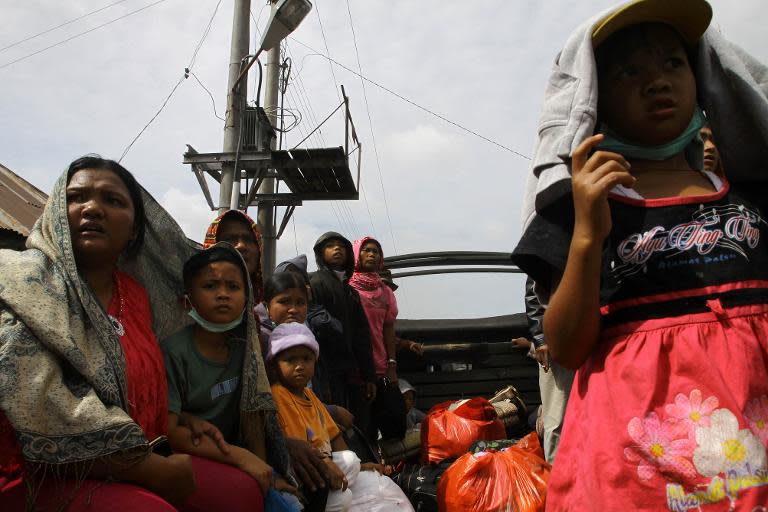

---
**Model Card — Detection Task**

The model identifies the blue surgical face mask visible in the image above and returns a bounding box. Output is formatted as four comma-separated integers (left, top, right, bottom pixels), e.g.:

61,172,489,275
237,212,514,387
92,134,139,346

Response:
187,305,244,333
597,108,706,170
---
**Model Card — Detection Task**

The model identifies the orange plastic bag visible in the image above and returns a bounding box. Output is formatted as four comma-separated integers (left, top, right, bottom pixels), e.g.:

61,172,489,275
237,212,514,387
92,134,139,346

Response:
437,432,550,512
422,397,506,464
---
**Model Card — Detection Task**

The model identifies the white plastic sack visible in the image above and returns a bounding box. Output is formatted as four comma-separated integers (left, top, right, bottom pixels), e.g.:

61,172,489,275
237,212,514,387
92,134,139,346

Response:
327,450,413,512
348,470,414,512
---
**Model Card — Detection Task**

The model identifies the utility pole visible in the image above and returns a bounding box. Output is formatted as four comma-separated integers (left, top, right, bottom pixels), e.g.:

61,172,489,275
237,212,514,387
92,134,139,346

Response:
185,1,355,282
219,0,251,213
258,0,280,277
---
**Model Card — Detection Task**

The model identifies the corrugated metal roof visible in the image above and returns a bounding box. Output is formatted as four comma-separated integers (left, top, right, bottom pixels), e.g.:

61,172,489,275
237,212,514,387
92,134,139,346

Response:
0,163,48,236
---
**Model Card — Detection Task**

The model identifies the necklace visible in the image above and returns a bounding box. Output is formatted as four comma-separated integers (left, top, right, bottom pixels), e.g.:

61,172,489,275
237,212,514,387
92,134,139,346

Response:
108,274,126,337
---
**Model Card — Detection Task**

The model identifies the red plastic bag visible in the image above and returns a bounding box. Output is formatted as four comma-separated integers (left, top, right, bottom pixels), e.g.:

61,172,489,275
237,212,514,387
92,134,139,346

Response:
422,397,506,464
437,432,550,512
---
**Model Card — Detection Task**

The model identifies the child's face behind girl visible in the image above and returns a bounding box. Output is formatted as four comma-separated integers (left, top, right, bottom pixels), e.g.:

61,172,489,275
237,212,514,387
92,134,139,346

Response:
597,23,697,146
188,261,247,324
268,287,308,325
275,345,316,395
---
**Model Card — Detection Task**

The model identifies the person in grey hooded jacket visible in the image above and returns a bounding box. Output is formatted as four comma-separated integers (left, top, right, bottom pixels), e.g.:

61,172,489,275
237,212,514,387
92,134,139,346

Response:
309,232,377,431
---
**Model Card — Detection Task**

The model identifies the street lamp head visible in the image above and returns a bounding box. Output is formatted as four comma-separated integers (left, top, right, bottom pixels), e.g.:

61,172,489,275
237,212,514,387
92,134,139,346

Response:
259,0,313,51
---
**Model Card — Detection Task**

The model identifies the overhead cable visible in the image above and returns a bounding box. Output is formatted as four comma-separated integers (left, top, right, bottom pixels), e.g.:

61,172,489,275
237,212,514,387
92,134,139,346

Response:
313,2,341,102
0,0,133,54
345,0,398,254
119,0,223,162
288,36,531,161
0,0,168,70
190,71,225,122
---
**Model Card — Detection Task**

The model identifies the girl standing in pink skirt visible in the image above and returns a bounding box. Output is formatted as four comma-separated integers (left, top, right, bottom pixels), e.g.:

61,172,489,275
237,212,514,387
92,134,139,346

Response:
513,0,768,509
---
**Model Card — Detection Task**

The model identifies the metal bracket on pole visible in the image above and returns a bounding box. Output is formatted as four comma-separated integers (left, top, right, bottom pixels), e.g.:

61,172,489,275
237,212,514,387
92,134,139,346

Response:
245,175,266,207
192,165,216,211
276,204,296,239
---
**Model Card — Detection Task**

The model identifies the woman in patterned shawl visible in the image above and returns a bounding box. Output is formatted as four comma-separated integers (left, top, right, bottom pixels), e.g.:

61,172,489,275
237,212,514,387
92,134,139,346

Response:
0,156,288,511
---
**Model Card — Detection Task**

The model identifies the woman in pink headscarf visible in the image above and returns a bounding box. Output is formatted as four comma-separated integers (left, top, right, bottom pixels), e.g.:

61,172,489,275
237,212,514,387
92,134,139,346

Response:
349,237,406,441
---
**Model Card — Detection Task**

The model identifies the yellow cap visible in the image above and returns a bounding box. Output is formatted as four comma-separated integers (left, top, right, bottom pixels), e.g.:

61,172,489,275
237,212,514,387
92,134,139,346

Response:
592,0,713,48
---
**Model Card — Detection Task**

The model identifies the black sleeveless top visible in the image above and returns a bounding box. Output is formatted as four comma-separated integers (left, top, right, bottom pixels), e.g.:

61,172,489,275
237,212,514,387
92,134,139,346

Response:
513,182,768,327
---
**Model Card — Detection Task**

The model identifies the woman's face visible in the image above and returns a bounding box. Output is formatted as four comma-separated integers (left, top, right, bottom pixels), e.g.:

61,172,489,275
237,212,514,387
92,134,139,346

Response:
598,24,697,146
359,241,382,272
217,217,260,275
268,288,308,325
67,168,136,266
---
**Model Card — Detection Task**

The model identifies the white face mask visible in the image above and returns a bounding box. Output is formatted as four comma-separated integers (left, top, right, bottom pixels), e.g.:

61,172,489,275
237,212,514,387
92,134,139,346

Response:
187,305,244,333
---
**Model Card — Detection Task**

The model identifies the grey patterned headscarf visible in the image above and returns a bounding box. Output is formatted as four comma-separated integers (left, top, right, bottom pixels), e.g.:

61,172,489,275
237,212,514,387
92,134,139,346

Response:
0,169,289,480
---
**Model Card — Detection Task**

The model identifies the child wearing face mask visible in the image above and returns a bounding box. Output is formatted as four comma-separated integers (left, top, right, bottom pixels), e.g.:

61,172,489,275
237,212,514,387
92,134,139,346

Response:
161,245,300,510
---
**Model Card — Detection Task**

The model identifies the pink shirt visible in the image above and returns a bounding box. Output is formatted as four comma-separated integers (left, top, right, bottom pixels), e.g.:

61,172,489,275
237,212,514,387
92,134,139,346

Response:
356,285,398,377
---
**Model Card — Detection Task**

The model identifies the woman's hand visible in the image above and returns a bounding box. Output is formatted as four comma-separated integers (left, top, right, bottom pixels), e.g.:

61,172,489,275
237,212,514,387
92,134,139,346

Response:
385,365,398,384
571,134,634,244
361,462,393,475
274,475,299,495
235,451,273,495
323,458,348,491
177,412,229,455
150,454,196,506
408,341,424,355
535,345,550,372
365,381,377,403
284,438,333,492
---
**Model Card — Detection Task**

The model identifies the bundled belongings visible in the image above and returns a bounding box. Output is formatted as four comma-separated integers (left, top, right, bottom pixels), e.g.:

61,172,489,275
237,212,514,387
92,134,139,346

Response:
393,460,454,512
342,423,381,464
489,384,529,437
468,439,519,454
437,432,550,512
379,428,421,465
422,397,506,464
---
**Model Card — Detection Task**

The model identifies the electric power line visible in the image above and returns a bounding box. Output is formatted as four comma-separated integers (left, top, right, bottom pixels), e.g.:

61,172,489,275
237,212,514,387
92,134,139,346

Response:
283,41,363,237
287,47,377,236
187,0,223,70
288,36,531,161
190,71,225,122
313,2,341,103
359,182,377,238
345,0,398,255
282,88,349,233
0,0,168,71
119,0,223,161
119,74,185,162
309,8,370,238
285,51,360,237
0,0,133,54
254,19,365,239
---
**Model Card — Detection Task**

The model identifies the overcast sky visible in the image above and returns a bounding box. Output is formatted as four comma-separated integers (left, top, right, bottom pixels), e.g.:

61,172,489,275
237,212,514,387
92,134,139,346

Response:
1,0,765,319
